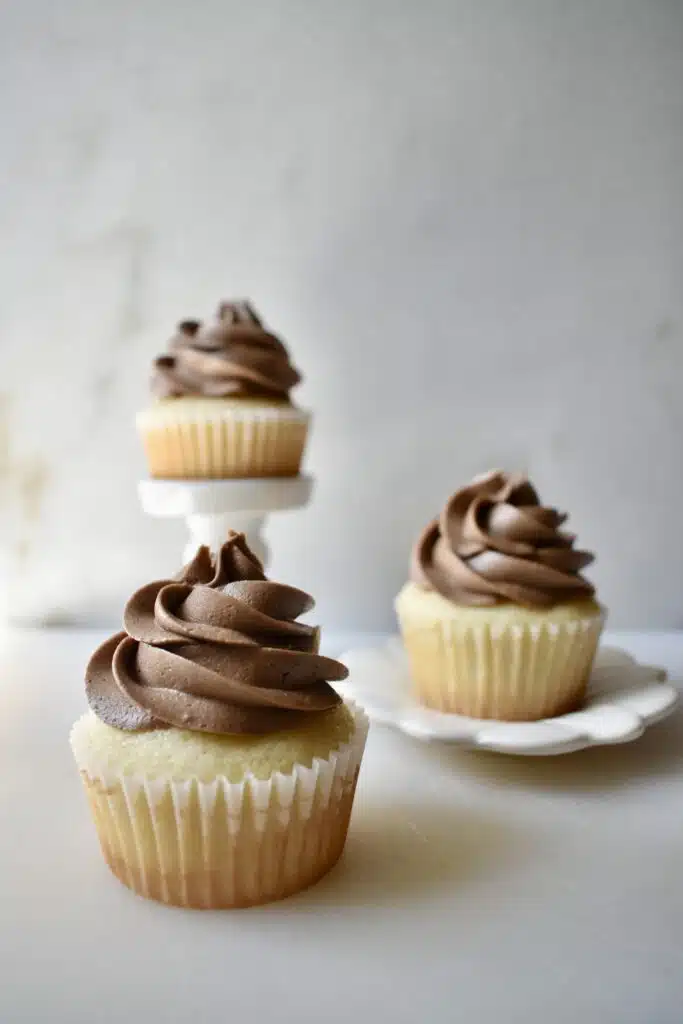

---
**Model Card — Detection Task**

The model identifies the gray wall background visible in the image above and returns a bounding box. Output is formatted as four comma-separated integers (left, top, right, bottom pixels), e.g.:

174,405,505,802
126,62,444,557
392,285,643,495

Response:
0,0,681,630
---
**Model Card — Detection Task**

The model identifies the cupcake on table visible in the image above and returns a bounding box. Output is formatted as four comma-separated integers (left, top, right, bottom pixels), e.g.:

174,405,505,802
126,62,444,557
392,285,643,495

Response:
395,470,604,721
137,300,309,479
70,532,368,909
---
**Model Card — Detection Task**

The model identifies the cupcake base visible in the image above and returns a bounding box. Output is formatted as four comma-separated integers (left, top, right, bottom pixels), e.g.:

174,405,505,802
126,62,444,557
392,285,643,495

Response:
137,398,310,480
396,585,605,721
81,769,358,908
71,705,368,909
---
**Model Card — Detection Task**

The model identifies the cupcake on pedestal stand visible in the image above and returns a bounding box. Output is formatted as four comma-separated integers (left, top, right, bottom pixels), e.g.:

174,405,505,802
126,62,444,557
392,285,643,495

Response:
137,300,312,568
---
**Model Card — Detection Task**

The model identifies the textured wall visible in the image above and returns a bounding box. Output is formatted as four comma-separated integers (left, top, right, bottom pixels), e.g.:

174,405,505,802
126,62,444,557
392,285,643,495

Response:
0,0,682,629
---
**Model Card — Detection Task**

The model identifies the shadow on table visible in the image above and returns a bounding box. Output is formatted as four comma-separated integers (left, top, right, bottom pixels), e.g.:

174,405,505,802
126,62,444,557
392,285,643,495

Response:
426,702,683,795
278,800,538,911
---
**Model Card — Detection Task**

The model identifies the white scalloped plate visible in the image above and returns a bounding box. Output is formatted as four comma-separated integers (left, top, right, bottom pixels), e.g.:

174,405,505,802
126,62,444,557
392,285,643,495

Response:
337,640,678,755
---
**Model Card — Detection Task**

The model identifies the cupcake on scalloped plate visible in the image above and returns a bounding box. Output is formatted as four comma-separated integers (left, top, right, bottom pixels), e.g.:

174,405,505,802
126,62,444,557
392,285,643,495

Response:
137,300,309,479
70,533,368,909
395,470,605,722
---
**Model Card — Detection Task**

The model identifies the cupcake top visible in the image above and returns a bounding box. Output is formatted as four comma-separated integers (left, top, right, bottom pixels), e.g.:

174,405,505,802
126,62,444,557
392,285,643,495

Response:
411,470,595,609
151,300,301,401
86,533,347,735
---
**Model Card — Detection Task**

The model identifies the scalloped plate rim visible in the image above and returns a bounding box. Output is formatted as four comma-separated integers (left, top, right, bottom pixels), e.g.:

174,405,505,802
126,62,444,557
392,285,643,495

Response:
337,640,679,756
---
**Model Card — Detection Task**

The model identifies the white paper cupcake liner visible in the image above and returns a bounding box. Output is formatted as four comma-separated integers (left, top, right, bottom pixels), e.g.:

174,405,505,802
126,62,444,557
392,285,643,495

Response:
138,406,310,479
73,705,368,908
398,612,605,721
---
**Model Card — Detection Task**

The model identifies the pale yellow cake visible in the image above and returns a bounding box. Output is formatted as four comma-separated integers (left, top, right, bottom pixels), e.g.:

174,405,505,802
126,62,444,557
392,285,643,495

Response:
71,702,356,784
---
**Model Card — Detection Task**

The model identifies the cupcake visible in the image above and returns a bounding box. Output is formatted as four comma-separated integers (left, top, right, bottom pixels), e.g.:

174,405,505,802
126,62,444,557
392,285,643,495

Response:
137,300,309,478
70,533,368,908
395,471,604,721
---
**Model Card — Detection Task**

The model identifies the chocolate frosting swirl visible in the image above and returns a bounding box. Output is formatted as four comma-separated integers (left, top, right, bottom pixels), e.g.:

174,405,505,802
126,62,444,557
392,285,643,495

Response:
86,533,346,735
411,470,596,609
152,300,301,400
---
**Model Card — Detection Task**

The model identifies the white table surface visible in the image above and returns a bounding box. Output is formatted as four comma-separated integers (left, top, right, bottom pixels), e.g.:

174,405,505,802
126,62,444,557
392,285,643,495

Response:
1,627,682,1024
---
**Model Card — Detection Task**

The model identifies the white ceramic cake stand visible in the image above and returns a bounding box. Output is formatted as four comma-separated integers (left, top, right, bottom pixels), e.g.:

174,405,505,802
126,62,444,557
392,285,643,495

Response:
138,474,314,569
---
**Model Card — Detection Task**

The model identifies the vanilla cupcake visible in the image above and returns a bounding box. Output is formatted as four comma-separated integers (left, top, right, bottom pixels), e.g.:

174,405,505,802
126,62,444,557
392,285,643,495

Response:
137,301,309,478
395,471,604,721
70,534,367,908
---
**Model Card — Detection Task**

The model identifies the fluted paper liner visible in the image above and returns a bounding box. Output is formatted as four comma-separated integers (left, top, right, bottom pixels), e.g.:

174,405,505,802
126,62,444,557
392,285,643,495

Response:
398,613,604,721
139,408,309,479
73,706,368,909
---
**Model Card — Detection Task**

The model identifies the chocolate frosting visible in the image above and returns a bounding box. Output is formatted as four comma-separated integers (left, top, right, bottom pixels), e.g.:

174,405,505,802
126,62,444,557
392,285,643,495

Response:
86,533,346,735
411,470,596,609
152,300,301,400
